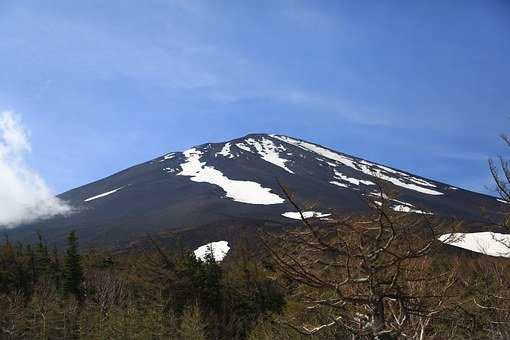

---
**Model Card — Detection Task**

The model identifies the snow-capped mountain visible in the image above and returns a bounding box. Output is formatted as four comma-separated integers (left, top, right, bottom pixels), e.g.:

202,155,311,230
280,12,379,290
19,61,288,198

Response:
7,133,507,248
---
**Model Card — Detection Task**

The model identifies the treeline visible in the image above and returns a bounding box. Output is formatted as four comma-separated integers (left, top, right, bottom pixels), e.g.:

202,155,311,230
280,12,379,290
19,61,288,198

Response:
0,231,83,300
0,232,290,339
4,134,510,339
2,215,510,339
2,189,510,339
3,223,510,339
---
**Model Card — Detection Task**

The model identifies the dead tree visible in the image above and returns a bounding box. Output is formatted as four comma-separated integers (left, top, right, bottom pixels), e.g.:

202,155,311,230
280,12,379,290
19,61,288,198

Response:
467,133,510,338
261,185,468,339
489,134,510,203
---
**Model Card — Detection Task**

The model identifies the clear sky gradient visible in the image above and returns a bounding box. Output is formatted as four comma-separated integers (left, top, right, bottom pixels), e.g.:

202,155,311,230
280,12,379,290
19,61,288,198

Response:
1,0,509,195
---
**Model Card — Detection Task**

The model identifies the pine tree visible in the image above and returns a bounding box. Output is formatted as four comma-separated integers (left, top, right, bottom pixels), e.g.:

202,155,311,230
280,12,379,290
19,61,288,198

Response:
202,245,223,313
35,231,50,280
62,231,84,299
50,245,61,289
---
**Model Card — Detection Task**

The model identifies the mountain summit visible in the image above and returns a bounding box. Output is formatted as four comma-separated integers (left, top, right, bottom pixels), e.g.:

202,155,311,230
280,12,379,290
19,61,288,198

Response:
8,134,505,247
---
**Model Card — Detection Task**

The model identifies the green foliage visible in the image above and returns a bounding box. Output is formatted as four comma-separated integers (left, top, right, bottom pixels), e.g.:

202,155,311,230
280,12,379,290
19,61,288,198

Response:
3,228,508,339
0,232,287,339
218,242,286,339
62,231,84,299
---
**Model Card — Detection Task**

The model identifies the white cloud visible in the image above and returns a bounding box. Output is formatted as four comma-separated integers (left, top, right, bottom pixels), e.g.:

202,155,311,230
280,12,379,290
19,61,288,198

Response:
0,111,71,227
209,88,390,126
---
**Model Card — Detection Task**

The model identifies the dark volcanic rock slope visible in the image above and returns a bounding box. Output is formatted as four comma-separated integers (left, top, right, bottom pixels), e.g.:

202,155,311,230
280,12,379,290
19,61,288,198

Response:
8,134,506,247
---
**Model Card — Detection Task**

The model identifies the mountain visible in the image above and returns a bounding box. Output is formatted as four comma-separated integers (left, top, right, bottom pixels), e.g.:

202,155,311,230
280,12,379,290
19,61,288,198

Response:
6,133,507,249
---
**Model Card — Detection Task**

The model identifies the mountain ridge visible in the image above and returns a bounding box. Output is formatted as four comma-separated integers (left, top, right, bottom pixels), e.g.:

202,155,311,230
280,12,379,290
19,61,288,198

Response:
6,133,506,248
63,132,494,199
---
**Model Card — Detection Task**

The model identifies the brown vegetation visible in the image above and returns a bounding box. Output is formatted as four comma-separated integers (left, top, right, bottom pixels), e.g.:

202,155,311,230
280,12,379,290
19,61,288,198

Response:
2,135,510,339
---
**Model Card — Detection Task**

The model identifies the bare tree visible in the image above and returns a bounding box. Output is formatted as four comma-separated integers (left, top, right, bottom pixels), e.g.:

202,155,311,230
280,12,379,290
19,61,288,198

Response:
488,133,510,235
466,258,510,339
261,185,469,339
489,134,510,203
464,133,510,338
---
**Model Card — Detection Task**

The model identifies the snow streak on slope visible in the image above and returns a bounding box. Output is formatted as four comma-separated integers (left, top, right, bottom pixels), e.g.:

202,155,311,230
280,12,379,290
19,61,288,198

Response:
84,187,123,202
216,142,234,158
392,204,432,215
332,170,374,186
282,211,331,220
369,192,433,215
235,143,251,152
271,135,443,196
178,148,284,205
244,137,294,173
330,181,349,188
159,153,176,162
439,232,510,258
194,241,230,262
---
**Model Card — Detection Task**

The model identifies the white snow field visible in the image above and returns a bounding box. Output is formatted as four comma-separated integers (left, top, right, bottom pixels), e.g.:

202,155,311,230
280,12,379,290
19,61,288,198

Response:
330,181,349,188
244,137,294,173
178,148,285,205
216,142,234,158
332,170,375,186
235,143,251,152
84,187,123,202
392,204,432,214
282,211,331,220
271,135,443,196
194,241,231,262
439,232,510,258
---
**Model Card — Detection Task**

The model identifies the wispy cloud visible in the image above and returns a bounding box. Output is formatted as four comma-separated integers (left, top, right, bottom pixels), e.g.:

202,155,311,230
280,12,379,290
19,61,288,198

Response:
0,111,71,227
209,88,390,126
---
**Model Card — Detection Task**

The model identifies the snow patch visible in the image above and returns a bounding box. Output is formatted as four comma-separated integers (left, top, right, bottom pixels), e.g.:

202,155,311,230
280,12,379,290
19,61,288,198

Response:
216,142,234,158
439,232,510,258
333,171,375,186
392,204,433,215
194,241,230,262
235,143,251,152
368,193,433,214
282,211,331,220
330,181,349,188
245,137,294,173
84,187,123,202
370,173,442,195
178,148,284,205
369,191,390,200
159,153,176,162
497,199,509,204
271,135,442,196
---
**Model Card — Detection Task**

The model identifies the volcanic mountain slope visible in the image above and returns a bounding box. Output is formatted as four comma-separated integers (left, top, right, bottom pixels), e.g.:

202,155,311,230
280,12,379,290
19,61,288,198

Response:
7,134,507,248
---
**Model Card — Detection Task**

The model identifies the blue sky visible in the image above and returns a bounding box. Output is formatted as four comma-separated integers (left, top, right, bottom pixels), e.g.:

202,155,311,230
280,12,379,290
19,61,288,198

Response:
0,0,509,195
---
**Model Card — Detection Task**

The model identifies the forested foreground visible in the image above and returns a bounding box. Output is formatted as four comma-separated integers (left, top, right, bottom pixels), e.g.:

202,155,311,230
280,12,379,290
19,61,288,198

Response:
4,145,510,339
2,194,510,340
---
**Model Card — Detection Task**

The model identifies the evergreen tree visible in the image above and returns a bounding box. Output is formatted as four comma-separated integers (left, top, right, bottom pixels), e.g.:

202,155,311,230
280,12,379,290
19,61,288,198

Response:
26,244,37,289
203,245,223,312
35,231,50,280
50,245,61,289
62,231,84,299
